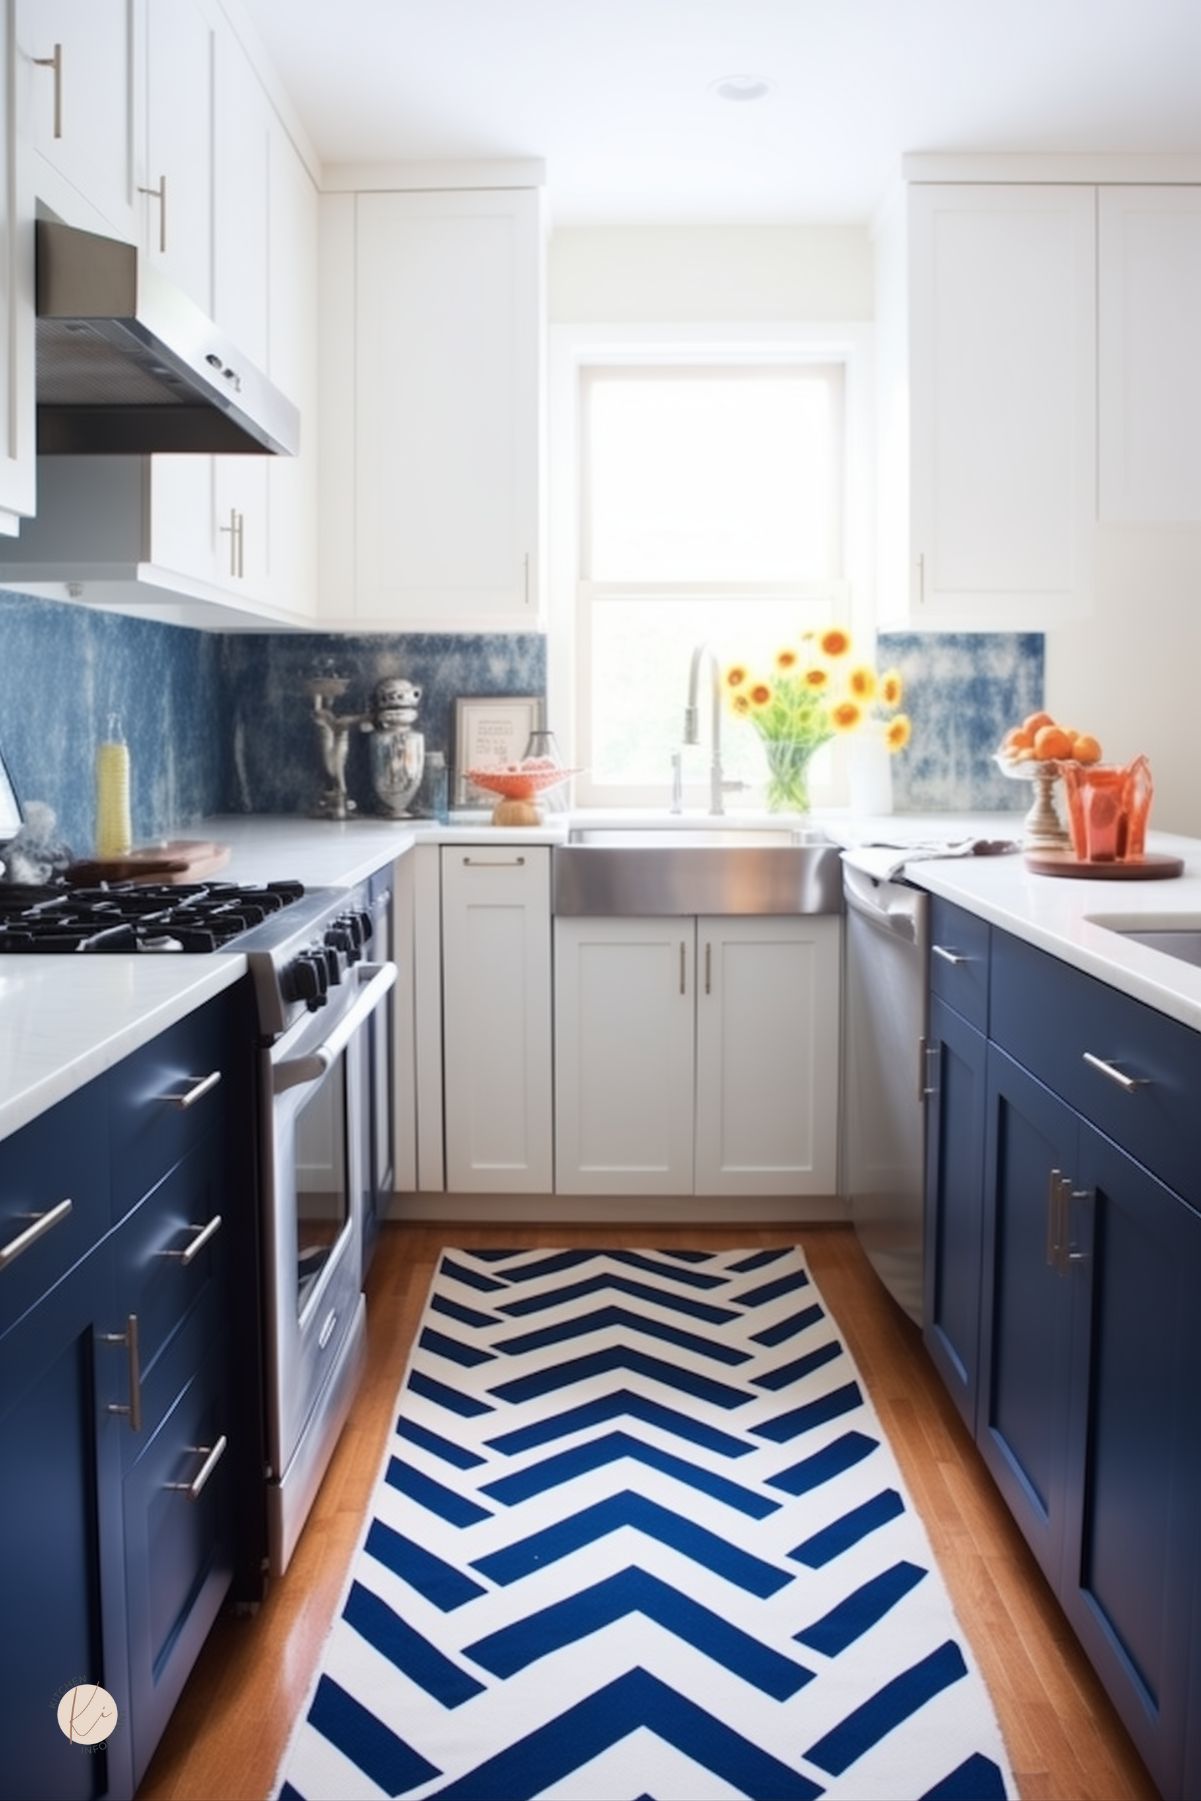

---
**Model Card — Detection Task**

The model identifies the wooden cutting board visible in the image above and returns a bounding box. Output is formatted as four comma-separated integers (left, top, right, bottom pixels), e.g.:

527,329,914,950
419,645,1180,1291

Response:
65,840,232,885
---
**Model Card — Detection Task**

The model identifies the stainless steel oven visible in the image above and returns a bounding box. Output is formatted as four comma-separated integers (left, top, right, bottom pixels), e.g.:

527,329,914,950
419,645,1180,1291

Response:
261,932,396,1574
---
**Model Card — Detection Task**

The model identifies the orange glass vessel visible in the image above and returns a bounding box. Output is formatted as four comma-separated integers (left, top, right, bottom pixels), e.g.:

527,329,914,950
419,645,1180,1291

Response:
1061,755,1153,862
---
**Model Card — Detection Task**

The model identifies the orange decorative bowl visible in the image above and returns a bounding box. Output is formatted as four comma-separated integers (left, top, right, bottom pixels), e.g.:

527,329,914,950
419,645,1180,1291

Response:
466,766,580,801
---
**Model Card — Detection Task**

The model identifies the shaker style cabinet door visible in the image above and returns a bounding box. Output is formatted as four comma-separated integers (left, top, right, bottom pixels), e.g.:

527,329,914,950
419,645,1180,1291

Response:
907,183,1096,627
16,0,138,241
0,0,34,533
142,0,214,310
1099,185,1201,523
922,995,987,1433
441,848,553,1194
554,918,695,1196
694,915,839,1196
353,187,542,628
976,1043,1078,1591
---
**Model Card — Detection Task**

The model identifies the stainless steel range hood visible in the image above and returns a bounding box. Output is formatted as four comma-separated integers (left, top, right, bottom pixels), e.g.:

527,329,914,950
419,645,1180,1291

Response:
35,220,300,457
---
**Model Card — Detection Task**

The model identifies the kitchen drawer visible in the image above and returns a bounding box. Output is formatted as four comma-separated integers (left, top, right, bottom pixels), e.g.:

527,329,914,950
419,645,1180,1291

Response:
109,989,236,1222
123,1338,233,1787
0,1082,111,1342
991,930,1201,1205
113,1131,225,1388
928,896,990,1031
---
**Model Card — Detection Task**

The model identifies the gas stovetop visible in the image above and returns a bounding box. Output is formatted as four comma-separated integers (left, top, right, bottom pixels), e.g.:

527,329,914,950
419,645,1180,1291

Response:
0,879,307,954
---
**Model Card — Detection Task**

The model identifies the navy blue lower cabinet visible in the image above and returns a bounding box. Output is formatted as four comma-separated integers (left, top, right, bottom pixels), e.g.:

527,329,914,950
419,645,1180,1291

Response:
922,995,987,1432
1059,1124,1201,1799
0,1242,133,1801
976,1044,1078,1589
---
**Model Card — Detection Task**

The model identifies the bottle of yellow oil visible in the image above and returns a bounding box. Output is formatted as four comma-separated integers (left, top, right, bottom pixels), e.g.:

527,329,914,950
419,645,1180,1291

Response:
95,716,132,858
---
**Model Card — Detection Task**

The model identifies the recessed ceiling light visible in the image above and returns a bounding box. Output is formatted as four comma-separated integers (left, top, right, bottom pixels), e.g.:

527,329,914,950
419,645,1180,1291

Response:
709,74,773,103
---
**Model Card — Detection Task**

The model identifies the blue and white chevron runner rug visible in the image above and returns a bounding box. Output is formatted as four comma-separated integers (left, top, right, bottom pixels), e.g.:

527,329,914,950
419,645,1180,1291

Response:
275,1248,1016,1801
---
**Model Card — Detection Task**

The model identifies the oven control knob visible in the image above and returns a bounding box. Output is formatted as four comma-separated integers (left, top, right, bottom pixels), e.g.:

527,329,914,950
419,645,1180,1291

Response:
325,923,360,965
290,953,328,1011
355,908,373,947
322,942,345,984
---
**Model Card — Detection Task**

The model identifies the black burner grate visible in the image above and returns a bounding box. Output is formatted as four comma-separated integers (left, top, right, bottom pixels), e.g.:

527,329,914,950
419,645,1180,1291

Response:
0,880,306,953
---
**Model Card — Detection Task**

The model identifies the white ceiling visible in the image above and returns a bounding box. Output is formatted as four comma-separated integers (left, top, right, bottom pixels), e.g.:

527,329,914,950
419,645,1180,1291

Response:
240,0,1201,223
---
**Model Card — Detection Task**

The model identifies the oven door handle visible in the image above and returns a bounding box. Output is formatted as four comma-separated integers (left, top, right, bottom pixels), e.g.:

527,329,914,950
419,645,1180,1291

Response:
273,963,398,1094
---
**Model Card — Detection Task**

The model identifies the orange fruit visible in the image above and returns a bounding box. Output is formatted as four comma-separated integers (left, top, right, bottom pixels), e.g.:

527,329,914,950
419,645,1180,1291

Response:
1071,732,1102,765
1023,710,1055,735
1003,727,1034,753
1034,725,1073,761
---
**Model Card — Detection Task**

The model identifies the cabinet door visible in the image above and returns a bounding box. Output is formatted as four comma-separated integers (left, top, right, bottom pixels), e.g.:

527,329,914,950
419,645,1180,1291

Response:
441,848,552,1193
143,0,213,311
0,0,34,533
211,22,269,597
694,915,839,1196
1099,185,1201,523
1059,1126,1201,1797
554,917,694,1196
977,1044,1077,1588
922,995,987,1432
17,0,137,240
0,1244,133,1801
354,188,541,627
266,116,319,616
908,183,1096,627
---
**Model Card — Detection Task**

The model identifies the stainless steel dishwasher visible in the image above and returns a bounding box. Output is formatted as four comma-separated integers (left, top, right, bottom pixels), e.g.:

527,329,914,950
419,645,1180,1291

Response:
842,861,929,1324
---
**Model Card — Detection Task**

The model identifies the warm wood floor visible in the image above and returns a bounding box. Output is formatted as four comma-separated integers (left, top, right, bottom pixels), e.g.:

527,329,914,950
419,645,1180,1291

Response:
138,1222,1157,1801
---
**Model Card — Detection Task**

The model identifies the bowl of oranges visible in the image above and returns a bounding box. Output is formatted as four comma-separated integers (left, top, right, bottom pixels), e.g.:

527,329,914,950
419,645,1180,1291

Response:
995,711,1102,778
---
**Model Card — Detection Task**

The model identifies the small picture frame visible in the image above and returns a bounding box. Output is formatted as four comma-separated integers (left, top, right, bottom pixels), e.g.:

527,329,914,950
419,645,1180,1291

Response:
453,695,545,807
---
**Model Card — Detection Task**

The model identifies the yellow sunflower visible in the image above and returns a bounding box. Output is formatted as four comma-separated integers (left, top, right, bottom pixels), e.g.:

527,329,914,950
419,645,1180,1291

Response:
848,665,878,702
828,699,863,733
802,665,830,691
729,692,752,716
774,647,799,674
880,669,904,709
748,680,774,710
886,713,912,753
723,663,749,691
819,627,853,659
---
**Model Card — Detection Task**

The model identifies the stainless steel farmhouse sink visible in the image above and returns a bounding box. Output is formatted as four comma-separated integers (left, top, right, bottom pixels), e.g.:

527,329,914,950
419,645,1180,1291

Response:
553,826,843,916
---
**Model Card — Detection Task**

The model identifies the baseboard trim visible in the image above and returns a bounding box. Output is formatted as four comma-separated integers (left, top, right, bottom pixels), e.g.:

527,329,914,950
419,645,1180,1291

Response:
381,1192,850,1225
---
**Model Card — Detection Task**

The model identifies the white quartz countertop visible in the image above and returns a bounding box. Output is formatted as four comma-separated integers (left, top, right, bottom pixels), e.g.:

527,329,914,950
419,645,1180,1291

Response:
5,805,1201,1143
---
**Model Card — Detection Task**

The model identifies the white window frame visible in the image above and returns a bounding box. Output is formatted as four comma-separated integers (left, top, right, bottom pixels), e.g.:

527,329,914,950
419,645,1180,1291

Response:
548,322,875,811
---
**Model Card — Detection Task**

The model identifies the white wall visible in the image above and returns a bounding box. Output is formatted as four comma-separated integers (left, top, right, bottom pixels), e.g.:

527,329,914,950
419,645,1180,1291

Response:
549,225,873,322
1046,527,1201,836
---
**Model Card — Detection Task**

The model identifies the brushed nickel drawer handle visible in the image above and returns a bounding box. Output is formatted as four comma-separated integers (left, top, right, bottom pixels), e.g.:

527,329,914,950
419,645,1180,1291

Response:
138,174,168,253
932,945,969,966
0,1196,72,1268
318,1307,338,1350
919,1037,938,1101
704,942,712,995
1082,1052,1147,1093
100,1314,142,1433
162,1214,223,1265
159,1070,222,1110
462,856,525,868
679,941,686,995
167,1435,228,1501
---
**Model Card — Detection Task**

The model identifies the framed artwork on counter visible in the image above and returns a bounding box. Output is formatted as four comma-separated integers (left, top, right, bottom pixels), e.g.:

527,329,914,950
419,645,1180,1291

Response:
453,694,544,806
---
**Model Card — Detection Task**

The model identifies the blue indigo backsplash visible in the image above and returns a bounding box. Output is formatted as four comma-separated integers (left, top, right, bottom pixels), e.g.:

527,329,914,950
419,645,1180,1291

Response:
878,632,1044,813
0,589,226,854
221,632,547,816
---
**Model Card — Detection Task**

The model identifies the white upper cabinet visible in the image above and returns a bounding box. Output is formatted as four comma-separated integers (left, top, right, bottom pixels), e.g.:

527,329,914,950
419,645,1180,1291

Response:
265,116,319,618
16,0,138,240
877,181,1097,630
694,916,840,1197
0,0,34,534
142,0,213,310
1099,187,1201,524
321,180,544,629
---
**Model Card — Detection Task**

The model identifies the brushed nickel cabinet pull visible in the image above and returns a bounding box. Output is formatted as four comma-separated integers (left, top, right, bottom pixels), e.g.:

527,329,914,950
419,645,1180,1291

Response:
679,941,686,995
1082,1052,1147,1093
159,1069,222,1110
919,1037,938,1101
34,44,63,138
1064,1186,1093,1268
1046,1168,1062,1270
138,174,167,253
162,1214,223,1265
220,508,242,578
100,1314,142,1433
704,942,712,995
931,944,969,966
166,1435,228,1501
462,856,525,868
0,1196,72,1269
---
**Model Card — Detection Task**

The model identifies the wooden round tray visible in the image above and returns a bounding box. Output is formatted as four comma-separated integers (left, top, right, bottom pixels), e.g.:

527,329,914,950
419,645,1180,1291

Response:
1024,850,1183,880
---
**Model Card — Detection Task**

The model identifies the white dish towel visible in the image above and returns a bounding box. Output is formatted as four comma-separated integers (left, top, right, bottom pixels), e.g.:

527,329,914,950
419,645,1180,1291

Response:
840,837,1019,883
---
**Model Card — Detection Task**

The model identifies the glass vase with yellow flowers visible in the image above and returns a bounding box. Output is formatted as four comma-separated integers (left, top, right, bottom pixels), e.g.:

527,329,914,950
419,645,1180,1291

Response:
723,628,912,813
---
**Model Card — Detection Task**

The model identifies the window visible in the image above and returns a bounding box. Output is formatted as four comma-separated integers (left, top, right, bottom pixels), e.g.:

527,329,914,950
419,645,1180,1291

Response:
574,361,849,805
